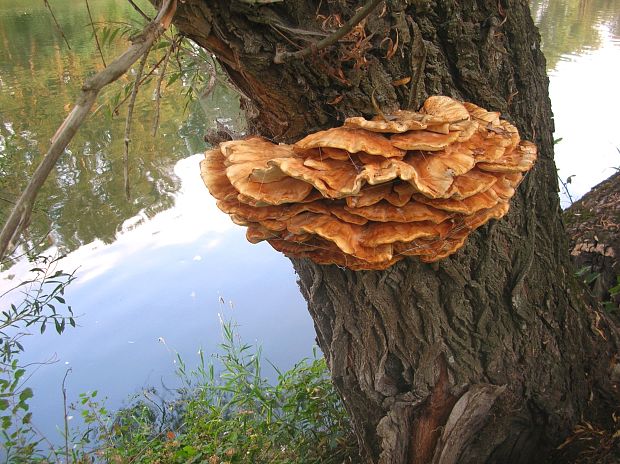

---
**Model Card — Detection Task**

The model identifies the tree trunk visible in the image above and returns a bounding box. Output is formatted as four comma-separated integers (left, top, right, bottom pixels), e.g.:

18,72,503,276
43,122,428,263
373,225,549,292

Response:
169,0,620,462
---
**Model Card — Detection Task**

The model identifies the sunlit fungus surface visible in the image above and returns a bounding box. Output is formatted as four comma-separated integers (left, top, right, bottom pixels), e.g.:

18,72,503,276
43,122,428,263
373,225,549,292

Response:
200,96,537,270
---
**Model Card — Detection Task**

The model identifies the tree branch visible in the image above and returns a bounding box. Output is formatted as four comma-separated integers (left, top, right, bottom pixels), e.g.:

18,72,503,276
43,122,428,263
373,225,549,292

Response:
0,0,178,261
274,0,383,64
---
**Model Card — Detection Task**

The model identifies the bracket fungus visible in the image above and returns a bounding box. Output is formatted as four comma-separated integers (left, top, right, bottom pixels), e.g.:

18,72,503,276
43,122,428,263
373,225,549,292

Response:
200,96,537,270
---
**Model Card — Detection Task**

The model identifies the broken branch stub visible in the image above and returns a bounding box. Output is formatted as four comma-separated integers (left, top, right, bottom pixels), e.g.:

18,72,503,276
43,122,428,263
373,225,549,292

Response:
199,96,537,270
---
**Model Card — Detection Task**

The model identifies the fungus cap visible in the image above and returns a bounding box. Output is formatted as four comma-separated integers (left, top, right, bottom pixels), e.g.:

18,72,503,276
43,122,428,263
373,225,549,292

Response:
295,127,405,157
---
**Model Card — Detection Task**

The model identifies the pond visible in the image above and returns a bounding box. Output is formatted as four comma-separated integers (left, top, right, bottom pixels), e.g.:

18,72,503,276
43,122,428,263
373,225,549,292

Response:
531,0,620,206
0,0,619,444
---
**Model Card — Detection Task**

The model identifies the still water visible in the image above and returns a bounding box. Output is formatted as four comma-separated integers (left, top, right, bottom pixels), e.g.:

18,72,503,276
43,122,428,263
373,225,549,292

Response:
0,0,313,442
0,0,619,443
531,0,620,204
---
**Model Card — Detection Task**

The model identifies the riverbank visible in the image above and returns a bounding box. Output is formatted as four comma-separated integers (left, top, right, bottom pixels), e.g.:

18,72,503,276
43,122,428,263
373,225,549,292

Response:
565,170,620,315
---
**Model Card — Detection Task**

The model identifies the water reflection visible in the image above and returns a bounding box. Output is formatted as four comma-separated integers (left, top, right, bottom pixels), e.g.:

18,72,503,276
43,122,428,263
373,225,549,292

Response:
549,32,620,205
531,0,620,205
0,0,241,253
1,154,313,441
531,0,620,70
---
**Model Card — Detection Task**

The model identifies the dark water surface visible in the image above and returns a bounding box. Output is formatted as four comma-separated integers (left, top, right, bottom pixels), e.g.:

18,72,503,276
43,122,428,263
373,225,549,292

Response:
0,0,619,443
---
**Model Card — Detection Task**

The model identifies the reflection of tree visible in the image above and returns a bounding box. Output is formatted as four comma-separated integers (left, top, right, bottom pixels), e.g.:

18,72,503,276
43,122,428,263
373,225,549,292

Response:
531,0,620,70
0,1,241,253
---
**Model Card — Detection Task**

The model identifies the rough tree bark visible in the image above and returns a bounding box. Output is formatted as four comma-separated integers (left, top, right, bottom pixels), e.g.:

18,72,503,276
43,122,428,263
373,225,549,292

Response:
168,0,620,462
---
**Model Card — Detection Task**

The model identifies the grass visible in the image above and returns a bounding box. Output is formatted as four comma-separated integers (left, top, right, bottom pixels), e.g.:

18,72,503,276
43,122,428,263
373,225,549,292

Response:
0,253,358,463
61,320,360,464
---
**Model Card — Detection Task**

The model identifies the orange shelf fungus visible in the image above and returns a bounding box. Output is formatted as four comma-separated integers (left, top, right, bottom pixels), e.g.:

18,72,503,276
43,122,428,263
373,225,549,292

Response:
199,96,537,270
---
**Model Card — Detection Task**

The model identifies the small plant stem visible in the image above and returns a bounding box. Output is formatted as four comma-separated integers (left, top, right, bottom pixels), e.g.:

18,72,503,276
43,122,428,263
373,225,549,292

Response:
62,368,72,463
557,174,575,205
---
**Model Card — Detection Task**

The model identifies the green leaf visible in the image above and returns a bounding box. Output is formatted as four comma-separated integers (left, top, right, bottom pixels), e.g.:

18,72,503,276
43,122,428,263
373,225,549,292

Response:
19,388,33,402
167,72,180,86
152,40,171,50
0,399,9,411
14,369,25,383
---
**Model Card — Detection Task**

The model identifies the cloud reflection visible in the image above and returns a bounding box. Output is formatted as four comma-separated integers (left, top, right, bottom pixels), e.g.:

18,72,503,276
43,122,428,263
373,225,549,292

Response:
0,154,235,288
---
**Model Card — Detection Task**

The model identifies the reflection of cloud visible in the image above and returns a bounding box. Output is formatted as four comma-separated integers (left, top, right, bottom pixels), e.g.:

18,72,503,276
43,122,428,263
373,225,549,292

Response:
0,154,235,289
550,29,620,207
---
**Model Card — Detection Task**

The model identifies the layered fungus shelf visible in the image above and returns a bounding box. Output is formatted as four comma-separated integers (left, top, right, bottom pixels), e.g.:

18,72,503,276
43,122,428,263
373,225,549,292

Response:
200,96,537,270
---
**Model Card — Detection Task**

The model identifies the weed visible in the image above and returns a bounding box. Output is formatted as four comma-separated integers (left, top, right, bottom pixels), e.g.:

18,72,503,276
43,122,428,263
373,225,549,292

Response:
86,320,359,463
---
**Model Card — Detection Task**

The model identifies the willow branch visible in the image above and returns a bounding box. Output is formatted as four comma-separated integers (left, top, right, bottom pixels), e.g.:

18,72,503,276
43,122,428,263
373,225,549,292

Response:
0,0,178,261
85,0,107,67
274,0,383,63
112,50,169,115
43,0,71,50
124,49,150,200
153,38,176,136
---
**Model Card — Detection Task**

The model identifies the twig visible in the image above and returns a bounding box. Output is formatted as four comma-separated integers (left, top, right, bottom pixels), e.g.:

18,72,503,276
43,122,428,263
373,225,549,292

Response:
557,174,575,205
141,388,167,433
153,38,177,136
62,368,72,463
274,0,384,63
112,50,170,115
200,62,218,99
124,49,151,200
127,0,152,22
43,0,71,50
0,0,178,261
85,0,107,67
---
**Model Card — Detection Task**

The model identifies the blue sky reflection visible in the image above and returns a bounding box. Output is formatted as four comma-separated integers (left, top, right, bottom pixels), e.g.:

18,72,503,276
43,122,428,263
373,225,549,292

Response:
0,154,314,441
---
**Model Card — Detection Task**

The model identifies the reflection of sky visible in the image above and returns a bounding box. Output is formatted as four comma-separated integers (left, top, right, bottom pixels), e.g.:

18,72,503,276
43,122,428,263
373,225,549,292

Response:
0,154,314,442
550,27,620,207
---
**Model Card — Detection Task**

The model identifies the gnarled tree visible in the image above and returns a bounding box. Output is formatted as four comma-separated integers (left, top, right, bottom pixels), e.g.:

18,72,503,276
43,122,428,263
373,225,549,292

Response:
169,1,620,462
